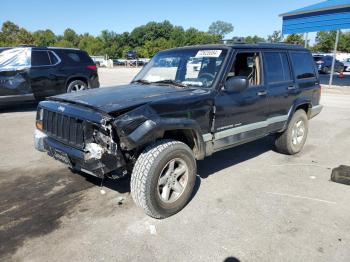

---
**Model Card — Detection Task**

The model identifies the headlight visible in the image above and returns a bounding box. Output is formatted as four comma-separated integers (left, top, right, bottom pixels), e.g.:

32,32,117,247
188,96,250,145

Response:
36,108,44,130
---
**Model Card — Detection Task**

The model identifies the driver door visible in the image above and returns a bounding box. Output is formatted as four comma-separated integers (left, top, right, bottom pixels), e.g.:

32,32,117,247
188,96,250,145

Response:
213,51,269,151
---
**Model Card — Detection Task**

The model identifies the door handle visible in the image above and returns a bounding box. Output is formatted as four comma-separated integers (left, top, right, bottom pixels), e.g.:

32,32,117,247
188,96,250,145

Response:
257,90,267,96
287,85,297,90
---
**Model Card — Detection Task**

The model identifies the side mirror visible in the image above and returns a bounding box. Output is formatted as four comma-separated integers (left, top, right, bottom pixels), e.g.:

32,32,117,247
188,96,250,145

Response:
225,76,248,93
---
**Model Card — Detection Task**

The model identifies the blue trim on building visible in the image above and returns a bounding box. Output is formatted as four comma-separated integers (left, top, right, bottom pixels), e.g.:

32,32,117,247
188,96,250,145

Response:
281,1,350,34
281,0,350,16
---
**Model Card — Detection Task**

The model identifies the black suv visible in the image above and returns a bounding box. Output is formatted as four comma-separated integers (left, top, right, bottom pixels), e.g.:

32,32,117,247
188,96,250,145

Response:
35,44,322,218
0,46,99,105
313,55,344,74
126,50,138,60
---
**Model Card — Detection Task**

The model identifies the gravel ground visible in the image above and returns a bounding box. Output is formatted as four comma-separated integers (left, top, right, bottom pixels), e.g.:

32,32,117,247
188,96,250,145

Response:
0,68,349,262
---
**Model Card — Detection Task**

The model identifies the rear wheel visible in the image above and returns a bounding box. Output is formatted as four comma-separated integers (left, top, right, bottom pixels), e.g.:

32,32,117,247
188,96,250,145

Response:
275,109,309,155
67,80,87,93
131,140,196,219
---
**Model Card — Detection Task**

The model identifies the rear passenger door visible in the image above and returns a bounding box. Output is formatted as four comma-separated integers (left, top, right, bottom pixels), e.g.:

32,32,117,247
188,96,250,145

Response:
289,51,319,106
263,51,297,132
29,50,61,98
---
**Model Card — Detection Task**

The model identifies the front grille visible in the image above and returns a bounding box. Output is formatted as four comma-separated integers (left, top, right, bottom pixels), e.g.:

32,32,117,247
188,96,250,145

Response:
42,109,85,148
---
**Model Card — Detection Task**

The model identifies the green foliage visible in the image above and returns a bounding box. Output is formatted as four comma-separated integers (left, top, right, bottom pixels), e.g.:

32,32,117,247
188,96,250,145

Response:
284,34,305,46
244,35,266,44
267,30,282,43
1,21,34,46
0,20,224,58
208,20,234,37
312,31,350,53
33,30,56,46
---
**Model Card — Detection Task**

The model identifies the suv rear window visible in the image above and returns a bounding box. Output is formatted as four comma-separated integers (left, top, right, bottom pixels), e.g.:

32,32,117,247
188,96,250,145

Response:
264,52,291,83
65,51,92,64
291,52,316,79
31,51,51,66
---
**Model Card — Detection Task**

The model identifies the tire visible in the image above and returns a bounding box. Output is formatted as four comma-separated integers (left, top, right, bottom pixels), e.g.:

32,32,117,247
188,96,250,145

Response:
275,109,309,155
66,80,88,93
131,140,196,219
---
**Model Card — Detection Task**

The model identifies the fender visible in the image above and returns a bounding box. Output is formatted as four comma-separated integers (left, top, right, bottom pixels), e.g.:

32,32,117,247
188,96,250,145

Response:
284,97,312,130
114,117,206,160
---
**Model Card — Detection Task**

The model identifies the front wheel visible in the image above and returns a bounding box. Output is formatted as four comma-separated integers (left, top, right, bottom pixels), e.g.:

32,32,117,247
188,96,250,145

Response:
131,140,196,219
275,109,309,155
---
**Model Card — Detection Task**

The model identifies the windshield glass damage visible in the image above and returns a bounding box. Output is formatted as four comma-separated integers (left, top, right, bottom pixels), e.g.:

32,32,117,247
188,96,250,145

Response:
133,48,228,88
0,47,31,71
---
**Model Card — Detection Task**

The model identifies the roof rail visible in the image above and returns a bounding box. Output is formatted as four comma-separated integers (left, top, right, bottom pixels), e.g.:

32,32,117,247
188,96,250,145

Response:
18,44,36,47
221,38,245,45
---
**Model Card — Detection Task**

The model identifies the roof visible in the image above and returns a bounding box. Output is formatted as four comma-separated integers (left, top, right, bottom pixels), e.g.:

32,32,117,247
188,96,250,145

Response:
2,46,81,51
165,43,307,52
280,0,350,34
280,0,350,17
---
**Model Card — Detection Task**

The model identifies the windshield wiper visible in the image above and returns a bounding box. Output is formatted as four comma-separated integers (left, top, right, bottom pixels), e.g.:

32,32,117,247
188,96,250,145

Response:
131,79,151,85
151,79,187,88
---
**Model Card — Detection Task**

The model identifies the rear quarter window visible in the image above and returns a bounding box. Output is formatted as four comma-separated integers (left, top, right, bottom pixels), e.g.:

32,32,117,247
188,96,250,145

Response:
65,51,93,64
291,52,316,79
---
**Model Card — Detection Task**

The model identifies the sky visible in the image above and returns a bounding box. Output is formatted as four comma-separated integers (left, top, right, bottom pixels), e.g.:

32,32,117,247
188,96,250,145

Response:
0,0,322,38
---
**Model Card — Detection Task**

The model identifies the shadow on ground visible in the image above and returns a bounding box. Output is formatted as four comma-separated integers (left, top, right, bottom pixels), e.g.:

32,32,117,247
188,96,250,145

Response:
0,167,93,260
198,136,274,178
0,136,274,260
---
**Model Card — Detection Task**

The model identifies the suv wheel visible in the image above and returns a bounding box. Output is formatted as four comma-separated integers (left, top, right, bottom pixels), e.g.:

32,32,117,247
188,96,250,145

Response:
131,140,196,219
67,80,88,93
275,109,309,155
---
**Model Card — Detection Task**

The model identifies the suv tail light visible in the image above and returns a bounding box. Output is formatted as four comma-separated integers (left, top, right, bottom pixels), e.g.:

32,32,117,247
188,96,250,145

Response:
86,65,97,70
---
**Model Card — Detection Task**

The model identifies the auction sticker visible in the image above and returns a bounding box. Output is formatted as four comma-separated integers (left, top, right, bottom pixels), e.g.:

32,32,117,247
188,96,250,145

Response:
195,50,222,58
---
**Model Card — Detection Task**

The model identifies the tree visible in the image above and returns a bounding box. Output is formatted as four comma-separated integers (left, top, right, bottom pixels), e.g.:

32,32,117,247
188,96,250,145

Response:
0,21,33,46
208,21,234,38
267,30,282,43
284,34,305,46
245,35,266,44
63,28,79,46
33,30,56,46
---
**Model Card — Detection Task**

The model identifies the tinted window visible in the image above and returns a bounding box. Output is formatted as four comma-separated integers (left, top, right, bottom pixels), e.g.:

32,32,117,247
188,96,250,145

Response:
291,52,316,79
49,51,59,64
264,52,291,83
65,51,92,64
31,51,50,66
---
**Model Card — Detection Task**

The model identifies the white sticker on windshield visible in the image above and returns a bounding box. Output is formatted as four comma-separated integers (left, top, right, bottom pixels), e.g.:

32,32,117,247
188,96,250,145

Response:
195,50,222,58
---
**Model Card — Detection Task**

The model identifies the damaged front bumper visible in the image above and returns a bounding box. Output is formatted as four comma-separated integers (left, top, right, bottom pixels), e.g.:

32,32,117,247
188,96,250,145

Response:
34,129,126,177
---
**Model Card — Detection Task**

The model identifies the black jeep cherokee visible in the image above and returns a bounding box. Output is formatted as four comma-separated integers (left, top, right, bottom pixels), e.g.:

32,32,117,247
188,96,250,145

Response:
0,46,99,105
34,44,322,218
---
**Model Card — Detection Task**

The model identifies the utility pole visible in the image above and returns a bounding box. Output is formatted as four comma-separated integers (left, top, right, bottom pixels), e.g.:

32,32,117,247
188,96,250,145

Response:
329,30,340,88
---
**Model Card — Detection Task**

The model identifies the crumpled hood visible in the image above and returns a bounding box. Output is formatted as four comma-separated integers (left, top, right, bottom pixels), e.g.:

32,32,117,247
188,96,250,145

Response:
49,84,199,113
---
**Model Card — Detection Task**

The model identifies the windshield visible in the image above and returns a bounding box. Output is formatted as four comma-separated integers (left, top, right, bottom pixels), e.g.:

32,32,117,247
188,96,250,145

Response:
0,48,31,71
133,48,228,88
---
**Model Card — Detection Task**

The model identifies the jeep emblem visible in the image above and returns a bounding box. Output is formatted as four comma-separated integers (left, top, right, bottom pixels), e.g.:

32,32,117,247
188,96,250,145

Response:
58,106,65,112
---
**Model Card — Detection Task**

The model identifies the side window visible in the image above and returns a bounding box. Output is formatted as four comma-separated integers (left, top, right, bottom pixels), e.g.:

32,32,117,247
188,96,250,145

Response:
228,52,262,86
49,51,59,65
264,52,291,83
31,51,51,66
65,51,92,64
291,52,316,79
67,52,81,63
